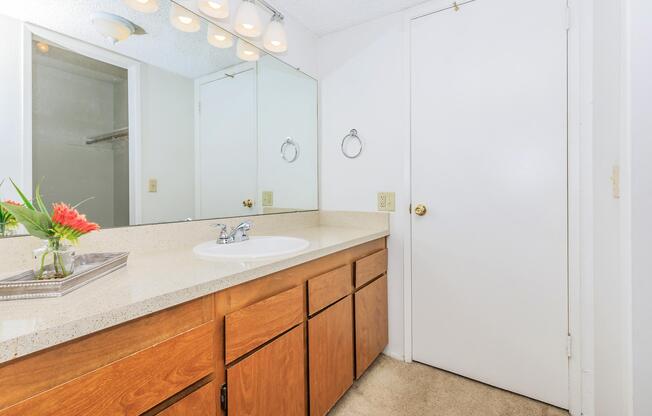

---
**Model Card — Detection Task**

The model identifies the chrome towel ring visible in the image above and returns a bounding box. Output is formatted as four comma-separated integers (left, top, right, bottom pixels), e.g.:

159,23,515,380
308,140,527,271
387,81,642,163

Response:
341,129,362,159
281,137,300,163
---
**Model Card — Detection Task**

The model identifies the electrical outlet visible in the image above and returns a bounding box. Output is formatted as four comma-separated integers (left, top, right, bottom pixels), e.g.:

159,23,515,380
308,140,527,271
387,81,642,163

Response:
386,192,396,212
262,191,274,206
148,178,158,193
377,192,396,212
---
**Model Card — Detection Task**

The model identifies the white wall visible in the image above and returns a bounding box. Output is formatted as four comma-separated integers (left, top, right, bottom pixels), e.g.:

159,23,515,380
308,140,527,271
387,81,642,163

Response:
629,0,652,414
257,55,318,212
318,13,407,359
140,65,195,224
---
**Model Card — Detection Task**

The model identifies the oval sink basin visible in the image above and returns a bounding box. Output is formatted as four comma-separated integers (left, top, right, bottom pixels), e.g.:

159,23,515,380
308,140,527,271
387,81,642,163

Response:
193,236,310,260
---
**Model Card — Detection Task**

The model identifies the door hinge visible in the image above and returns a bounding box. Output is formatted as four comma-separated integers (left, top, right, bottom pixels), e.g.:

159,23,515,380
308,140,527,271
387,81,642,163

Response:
566,335,572,358
220,383,228,413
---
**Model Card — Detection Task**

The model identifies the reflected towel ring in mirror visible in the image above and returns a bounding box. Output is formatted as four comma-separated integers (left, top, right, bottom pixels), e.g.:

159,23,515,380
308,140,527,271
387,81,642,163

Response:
281,137,300,163
341,129,362,159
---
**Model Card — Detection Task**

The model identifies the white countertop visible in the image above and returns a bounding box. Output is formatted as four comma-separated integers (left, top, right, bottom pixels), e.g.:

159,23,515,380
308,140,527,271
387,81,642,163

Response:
0,223,388,364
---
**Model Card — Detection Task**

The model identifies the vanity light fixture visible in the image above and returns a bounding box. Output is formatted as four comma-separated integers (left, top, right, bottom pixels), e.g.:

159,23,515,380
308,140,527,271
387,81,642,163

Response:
263,13,287,53
236,38,260,61
207,24,234,48
90,12,137,44
170,3,201,32
234,0,262,38
122,0,159,13
198,0,229,19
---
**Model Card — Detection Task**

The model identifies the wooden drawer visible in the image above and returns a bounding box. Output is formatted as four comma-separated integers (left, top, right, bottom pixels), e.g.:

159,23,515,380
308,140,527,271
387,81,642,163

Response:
225,285,305,363
158,381,216,416
308,265,352,316
227,324,306,416
0,323,215,416
355,249,387,288
355,274,388,378
0,296,214,411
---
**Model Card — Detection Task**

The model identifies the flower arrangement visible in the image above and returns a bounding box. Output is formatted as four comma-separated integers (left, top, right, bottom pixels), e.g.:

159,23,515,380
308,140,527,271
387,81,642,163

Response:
0,179,100,279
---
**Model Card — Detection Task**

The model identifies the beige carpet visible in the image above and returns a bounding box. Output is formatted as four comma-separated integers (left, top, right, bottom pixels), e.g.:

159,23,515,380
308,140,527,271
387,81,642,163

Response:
329,355,569,416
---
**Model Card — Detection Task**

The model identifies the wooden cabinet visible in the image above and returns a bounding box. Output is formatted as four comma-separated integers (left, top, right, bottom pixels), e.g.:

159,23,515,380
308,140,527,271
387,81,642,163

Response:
354,248,387,288
308,296,354,416
0,238,388,416
307,264,352,316
355,274,389,378
225,285,304,364
227,324,306,416
158,381,217,416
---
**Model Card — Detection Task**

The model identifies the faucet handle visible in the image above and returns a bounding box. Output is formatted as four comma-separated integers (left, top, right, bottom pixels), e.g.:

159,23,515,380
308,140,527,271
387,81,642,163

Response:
212,223,229,242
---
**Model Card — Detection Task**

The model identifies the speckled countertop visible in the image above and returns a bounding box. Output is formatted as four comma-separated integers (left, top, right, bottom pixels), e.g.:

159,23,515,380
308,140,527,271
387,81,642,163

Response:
0,212,388,364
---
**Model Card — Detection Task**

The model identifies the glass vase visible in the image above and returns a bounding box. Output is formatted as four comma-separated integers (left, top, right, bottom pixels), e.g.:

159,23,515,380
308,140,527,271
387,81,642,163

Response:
0,222,17,237
33,239,76,280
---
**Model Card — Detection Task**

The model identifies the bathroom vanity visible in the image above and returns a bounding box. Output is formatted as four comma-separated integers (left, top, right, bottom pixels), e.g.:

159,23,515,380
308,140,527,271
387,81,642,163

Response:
0,213,389,416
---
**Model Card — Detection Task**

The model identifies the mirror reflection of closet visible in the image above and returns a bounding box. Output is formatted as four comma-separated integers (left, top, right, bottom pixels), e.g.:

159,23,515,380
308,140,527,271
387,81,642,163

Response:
32,36,130,228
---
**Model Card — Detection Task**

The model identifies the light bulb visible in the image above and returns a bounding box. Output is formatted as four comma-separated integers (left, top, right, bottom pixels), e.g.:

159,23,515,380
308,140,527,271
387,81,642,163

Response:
207,24,234,48
263,14,287,53
198,0,229,19
234,0,262,38
36,41,49,54
170,3,201,32
123,0,159,13
236,38,260,61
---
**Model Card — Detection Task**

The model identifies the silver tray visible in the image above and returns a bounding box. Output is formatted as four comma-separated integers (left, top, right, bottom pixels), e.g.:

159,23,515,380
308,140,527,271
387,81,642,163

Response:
0,252,129,301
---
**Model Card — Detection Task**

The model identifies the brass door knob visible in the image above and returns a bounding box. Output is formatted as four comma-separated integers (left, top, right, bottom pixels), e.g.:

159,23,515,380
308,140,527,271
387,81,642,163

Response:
414,204,427,216
242,199,254,208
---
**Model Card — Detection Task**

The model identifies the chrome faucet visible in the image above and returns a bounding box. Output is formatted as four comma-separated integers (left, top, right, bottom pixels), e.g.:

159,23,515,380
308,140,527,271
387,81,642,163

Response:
214,221,253,244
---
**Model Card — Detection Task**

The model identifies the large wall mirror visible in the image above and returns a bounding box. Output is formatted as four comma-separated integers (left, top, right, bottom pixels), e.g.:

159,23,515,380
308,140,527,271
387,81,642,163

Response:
0,0,318,237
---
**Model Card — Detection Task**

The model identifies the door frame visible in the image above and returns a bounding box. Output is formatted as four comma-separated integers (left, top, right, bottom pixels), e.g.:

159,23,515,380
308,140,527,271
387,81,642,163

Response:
399,1,593,415
22,23,143,225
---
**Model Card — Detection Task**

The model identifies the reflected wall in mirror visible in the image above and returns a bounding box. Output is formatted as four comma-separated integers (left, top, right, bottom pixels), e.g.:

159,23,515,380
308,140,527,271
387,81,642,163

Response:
0,0,318,237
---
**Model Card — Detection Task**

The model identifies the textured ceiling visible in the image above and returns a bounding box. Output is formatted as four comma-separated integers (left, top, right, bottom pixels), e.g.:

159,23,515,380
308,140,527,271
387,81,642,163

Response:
271,0,432,36
0,0,246,79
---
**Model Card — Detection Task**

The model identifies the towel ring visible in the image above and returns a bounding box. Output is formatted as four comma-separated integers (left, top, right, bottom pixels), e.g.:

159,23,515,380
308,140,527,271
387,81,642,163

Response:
280,137,300,163
341,129,362,159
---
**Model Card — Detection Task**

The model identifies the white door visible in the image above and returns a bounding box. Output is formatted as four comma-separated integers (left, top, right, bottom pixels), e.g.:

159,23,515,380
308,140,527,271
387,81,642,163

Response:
410,0,569,408
198,69,258,218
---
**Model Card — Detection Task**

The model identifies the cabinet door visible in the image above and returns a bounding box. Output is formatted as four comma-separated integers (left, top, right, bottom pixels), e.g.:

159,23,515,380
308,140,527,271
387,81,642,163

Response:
227,324,306,416
308,296,354,416
355,274,388,378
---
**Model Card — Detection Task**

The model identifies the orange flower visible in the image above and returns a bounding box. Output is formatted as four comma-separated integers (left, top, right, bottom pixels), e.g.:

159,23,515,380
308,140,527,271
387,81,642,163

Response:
3,200,22,206
52,203,100,237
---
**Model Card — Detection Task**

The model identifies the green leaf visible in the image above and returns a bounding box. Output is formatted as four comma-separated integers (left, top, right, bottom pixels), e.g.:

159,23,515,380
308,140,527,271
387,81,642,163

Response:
9,178,35,210
34,180,49,215
72,196,95,209
0,203,52,239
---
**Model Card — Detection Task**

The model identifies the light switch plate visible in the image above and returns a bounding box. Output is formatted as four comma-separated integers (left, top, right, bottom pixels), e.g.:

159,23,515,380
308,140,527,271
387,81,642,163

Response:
377,192,396,212
262,191,274,206
148,178,158,193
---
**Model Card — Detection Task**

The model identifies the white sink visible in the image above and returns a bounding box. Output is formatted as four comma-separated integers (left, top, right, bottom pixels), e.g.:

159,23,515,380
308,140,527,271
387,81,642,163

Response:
193,236,310,260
